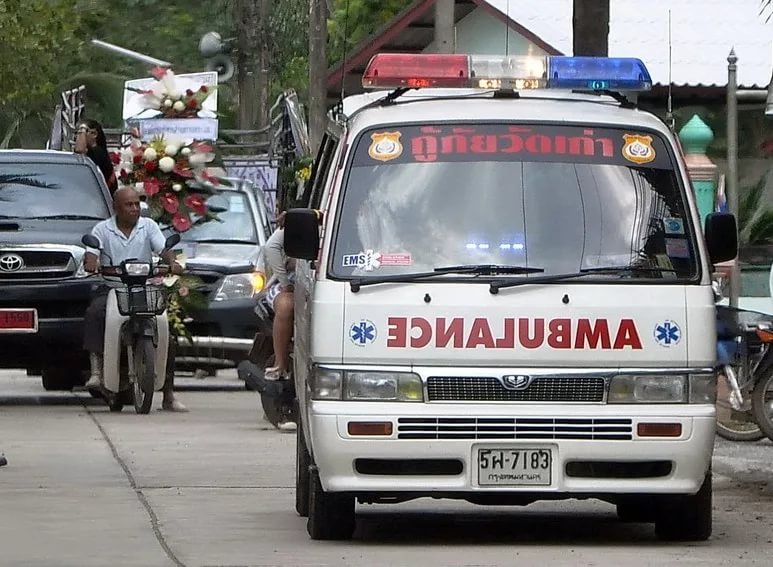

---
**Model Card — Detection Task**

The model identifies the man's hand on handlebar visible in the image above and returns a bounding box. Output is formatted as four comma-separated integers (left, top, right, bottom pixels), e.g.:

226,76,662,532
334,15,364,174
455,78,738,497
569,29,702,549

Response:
84,252,99,273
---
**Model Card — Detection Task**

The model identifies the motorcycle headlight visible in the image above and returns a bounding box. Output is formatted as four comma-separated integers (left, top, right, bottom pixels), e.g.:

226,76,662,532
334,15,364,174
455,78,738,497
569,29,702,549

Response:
608,375,687,404
213,272,266,301
124,262,152,276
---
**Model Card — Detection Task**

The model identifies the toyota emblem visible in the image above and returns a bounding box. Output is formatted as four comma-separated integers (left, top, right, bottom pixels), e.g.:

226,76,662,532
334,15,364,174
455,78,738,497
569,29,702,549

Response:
502,375,532,390
0,253,25,273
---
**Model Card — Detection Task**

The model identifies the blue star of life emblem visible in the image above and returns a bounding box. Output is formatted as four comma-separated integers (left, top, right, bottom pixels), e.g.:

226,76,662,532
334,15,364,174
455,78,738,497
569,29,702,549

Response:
350,320,376,346
654,320,681,347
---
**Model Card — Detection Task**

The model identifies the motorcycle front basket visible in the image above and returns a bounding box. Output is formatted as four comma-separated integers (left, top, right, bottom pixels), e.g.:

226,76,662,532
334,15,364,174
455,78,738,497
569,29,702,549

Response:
115,286,167,316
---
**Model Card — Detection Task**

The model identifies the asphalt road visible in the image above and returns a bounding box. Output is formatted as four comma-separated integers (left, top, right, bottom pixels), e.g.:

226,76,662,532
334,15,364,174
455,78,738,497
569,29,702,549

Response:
0,369,772,567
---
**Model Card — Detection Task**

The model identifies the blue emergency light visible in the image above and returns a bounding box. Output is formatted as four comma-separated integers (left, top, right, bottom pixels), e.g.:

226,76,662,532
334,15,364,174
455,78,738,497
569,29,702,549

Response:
362,54,653,92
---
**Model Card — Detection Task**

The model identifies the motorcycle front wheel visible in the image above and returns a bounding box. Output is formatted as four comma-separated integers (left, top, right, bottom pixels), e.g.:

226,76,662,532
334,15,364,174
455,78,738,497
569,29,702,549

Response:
716,372,765,441
132,336,156,414
751,365,773,442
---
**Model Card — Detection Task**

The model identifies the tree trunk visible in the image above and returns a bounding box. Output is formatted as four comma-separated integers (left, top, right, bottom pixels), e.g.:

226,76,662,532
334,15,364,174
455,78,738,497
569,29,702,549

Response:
572,0,610,56
235,0,271,129
308,0,328,153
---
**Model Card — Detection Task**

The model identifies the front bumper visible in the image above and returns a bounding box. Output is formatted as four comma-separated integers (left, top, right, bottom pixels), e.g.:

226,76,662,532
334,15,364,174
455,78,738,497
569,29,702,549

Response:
308,401,715,497
175,297,258,367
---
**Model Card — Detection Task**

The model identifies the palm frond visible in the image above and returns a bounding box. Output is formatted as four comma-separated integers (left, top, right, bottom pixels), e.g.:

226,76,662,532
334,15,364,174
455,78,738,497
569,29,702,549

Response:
747,210,773,244
0,174,57,190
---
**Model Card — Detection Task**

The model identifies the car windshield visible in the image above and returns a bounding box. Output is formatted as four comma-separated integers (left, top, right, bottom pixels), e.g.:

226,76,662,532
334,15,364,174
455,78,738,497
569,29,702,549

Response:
0,163,109,218
331,123,698,281
180,191,257,243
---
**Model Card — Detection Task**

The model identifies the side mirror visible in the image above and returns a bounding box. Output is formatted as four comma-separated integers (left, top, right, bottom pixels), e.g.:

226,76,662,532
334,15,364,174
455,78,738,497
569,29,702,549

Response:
284,208,320,260
704,212,737,265
164,233,182,250
81,234,101,249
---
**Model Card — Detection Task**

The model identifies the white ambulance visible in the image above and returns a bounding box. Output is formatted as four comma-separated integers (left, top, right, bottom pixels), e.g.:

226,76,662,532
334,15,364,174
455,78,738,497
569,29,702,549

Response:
285,54,738,541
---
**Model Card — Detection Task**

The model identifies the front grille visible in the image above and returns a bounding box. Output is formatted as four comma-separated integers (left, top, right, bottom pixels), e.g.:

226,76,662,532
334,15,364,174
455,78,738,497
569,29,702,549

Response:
397,417,632,440
0,249,74,279
427,376,605,402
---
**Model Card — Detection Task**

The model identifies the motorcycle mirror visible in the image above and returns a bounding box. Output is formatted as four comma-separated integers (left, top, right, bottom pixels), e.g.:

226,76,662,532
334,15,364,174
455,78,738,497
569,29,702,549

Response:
81,234,101,249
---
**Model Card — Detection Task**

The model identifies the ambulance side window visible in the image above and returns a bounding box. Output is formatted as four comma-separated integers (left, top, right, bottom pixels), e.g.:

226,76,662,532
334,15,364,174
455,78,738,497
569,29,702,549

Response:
303,134,338,209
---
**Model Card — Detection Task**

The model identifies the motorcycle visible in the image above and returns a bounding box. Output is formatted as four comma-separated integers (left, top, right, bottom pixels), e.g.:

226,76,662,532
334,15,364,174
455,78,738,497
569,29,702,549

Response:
81,233,180,414
237,277,296,429
715,303,773,441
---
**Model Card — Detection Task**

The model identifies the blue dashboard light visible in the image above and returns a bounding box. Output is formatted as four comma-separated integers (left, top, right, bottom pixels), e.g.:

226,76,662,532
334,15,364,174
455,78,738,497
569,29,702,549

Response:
547,56,652,91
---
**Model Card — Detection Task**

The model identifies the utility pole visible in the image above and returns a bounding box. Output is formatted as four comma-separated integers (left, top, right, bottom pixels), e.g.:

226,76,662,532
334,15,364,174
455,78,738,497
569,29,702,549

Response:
572,0,610,56
234,0,271,129
434,0,455,54
308,0,328,152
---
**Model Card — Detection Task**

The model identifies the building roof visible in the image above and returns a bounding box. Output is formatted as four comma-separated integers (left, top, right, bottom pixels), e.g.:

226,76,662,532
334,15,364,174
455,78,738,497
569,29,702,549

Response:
486,0,773,88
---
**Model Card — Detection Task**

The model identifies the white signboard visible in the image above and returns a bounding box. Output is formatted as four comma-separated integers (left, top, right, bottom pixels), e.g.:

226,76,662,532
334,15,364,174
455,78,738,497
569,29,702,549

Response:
122,71,218,120
135,118,219,141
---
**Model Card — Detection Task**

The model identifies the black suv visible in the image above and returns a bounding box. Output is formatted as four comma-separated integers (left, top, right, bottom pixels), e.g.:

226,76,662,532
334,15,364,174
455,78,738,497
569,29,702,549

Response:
0,150,112,390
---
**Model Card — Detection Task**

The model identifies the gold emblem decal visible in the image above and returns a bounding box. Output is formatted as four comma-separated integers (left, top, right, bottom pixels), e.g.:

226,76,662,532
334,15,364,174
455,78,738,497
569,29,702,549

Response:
368,131,403,162
622,134,656,164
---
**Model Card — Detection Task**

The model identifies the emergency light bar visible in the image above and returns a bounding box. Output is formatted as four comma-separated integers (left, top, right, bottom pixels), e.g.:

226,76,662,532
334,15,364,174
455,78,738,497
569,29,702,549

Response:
362,54,652,92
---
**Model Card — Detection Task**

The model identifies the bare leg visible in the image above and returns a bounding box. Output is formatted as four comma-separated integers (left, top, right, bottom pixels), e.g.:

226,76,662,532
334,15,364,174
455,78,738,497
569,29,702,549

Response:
272,292,294,372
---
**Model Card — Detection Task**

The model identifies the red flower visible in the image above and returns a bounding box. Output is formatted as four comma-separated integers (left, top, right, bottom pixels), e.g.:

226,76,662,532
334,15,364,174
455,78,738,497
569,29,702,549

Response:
173,163,194,178
161,192,179,214
201,171,220,185
110,151,121,165
186,98,198,109
199,85,208,93
133,154,142,164
172,212,192,232
144,178,161,197
184,193,207,216
191,142,213,154
151,66,168,80
185,89,194,97
144,160,157,172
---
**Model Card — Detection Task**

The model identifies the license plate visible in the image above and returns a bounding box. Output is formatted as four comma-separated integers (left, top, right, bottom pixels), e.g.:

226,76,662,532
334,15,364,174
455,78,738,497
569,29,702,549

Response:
0,309,38,333
477,447,552,486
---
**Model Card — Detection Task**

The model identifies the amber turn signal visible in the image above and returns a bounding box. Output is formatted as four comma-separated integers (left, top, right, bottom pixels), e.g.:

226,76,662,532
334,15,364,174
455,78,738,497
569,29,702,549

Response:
347,422,393,436
637,423,682,437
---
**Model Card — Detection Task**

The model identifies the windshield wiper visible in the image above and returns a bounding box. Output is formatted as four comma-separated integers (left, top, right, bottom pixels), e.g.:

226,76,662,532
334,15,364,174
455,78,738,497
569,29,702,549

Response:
350,264,543,292
489,265,679,294
191,238,258,245
37,214,104,220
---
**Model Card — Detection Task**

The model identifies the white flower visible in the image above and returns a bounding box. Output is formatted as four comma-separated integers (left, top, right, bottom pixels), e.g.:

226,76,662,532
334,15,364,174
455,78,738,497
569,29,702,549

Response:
173,101,185,112
162,275,179,288
187,153,207,168
164,144,179,156
163,99,173,108
167,90,181,100
158,156,175,173
135,182,144,192
121,148,134,163
180,147,192,156
172,183,183,192
143,148,157,161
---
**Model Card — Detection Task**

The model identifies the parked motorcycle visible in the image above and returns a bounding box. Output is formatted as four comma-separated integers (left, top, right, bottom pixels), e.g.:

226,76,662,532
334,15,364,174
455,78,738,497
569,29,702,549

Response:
715,304,772,441
237,277,296,428
81,233,180,414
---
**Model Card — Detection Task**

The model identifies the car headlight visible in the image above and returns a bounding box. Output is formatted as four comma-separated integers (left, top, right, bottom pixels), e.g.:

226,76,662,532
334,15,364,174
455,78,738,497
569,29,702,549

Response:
608,375,687,403
213,272,266,301
688,373,716,404
310,368,424,402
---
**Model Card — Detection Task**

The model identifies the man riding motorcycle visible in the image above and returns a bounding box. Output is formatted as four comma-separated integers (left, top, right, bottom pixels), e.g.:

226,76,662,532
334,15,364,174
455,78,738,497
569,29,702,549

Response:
82,187,187,411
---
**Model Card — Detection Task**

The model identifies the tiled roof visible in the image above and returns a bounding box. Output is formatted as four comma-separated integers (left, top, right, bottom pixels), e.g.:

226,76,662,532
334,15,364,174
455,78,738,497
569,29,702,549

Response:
487,0,773,88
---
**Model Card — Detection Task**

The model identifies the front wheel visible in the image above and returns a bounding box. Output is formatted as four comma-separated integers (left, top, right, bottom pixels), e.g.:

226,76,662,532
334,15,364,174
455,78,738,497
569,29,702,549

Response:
296,408,311,517
132,336,156,414
306,468,355,540
654,472,712,541
751,365,773,442
716,371,765,441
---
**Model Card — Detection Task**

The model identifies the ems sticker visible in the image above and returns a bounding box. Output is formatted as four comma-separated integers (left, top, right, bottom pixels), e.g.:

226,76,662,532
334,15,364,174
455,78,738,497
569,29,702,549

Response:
665,238,690,258
663,217,685,235
654,320,681,347
368,132,403,162
350,320,377,346
342,250,412,271
622,134,656,164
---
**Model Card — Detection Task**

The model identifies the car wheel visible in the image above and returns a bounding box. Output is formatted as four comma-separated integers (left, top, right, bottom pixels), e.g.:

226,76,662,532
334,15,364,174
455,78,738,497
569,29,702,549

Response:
41,366,77,391
296,408,311,517
306,467,355,541
655,471,712,541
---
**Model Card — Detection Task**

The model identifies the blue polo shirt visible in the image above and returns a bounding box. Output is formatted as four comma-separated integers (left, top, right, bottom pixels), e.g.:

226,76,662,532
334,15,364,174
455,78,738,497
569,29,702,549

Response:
88,216,166,267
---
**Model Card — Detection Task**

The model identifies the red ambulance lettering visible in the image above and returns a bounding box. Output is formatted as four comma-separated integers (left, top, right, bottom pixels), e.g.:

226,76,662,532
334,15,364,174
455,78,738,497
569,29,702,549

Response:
383,317,643,350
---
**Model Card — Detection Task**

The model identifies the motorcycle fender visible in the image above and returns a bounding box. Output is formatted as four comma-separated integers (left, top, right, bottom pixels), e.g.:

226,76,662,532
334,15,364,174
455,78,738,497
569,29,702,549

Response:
103,290,128,394
153,312,169,392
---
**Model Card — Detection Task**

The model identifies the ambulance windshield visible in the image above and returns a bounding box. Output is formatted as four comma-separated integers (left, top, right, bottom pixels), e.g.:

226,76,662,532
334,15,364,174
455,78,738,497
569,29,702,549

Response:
331,124,698,281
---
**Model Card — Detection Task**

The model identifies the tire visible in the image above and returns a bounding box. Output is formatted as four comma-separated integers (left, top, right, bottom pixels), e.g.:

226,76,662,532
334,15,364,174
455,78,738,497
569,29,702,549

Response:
751,365,773,442
655,472,712,542
41,367,75,391
296,410,311,517
132,336,155,415
306,468,355,540
616,496,657,523
716,372,765,441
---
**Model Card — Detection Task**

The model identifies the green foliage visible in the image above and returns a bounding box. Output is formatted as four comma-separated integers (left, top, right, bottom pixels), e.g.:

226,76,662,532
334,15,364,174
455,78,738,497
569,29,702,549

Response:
328,0,414,64
739,173,773,245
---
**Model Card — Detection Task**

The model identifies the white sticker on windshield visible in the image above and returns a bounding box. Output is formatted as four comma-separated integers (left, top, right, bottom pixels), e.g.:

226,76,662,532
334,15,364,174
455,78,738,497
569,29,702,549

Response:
663,217,685,235
229,195,245,213
342,250,412,271
665,238,690,258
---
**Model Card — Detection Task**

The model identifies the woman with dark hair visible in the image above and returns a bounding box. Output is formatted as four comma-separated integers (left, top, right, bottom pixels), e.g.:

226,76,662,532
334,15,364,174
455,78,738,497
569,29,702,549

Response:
74,118,118,194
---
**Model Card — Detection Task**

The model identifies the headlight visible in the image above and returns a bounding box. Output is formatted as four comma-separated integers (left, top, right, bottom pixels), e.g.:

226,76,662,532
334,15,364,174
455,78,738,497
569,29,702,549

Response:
213,272,265,301
75,258,89,278
688,373,716,404
608,375,687,403
124,262,151,276
310,368,424,402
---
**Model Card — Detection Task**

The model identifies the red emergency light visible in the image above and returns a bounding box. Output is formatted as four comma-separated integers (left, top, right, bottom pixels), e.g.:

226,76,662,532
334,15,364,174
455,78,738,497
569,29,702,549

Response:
362,53,470,88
